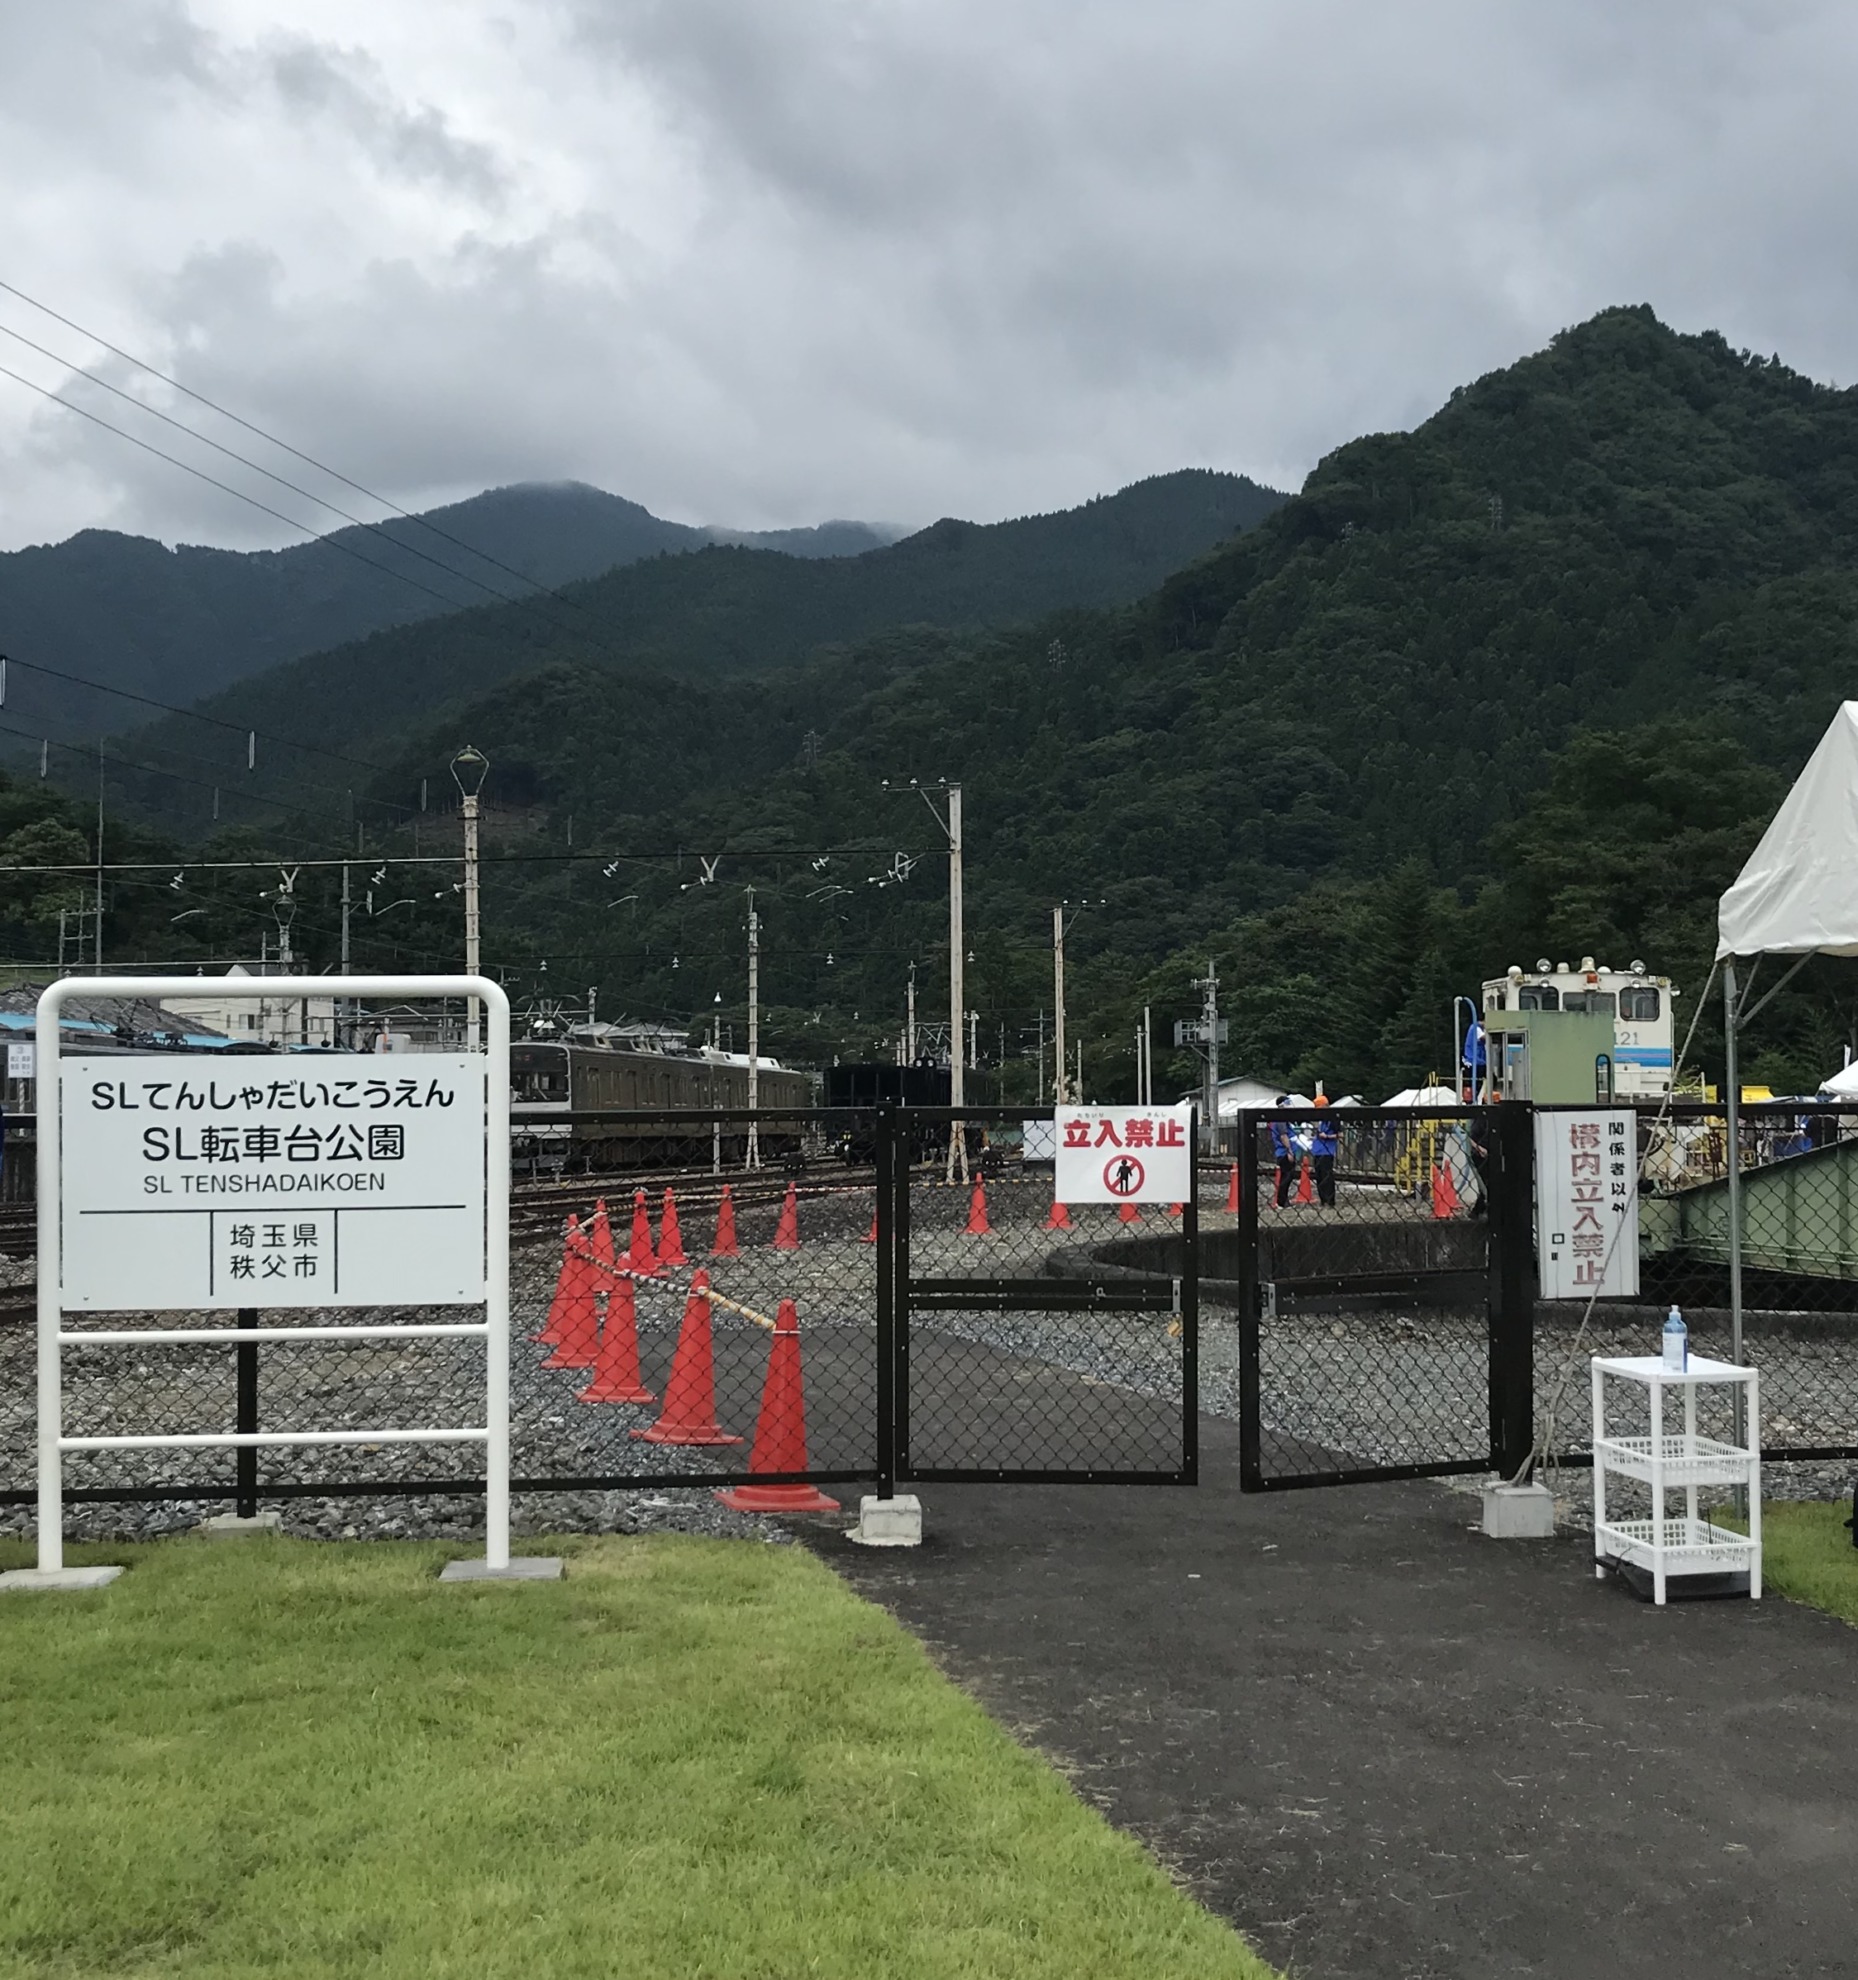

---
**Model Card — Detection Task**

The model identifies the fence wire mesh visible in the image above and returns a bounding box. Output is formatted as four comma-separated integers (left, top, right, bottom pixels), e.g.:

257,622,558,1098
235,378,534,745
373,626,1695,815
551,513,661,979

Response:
0,1110,881,1509
897,1110,1193,1482
1240,1106,1495,1488
1533,1101,1858,1470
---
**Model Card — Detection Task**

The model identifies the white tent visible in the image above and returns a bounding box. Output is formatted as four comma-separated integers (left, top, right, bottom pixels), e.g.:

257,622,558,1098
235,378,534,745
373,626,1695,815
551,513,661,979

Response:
1716,699,1858,1367
1718,701,1858,959
1819,1060,1858,1099
1383,1083,1459,1107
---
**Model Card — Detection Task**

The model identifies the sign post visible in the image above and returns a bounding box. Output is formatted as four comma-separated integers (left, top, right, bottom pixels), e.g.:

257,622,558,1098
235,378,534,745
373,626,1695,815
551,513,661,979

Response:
0,974,545,1593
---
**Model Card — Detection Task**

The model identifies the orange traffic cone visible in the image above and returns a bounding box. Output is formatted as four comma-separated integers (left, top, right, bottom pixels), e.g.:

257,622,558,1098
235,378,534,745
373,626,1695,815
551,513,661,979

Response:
1296,1157,1314,1205
535,1216,583,1344
631,1270,743,1447
772,1181,801,1251
715,1299,840,1514
657,1187,689,1267
627,1189,658,1276
1225,1163,1240,1213
965,1178,991,1235
1118,1201,1142,1224
1166,1202,1183,1217
588,1197,618,1271
712,1185,741,1257
1044,1199,1072,1230
1432,1163,1460,1220
541,1225,601,1371
577,1274,654,1405
862,1207,879,1244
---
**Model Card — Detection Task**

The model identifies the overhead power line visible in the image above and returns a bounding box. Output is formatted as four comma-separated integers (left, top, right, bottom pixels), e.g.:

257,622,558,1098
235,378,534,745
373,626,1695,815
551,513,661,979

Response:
0,318,537,617
0,276,667,655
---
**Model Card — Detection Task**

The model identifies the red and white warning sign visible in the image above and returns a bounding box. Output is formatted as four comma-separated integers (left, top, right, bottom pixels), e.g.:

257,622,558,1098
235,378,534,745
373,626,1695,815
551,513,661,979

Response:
1053,1105,1192,1204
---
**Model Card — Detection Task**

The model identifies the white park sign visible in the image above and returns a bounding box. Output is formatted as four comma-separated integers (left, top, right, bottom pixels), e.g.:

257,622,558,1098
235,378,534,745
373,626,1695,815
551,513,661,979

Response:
60,1053,487,1309
1054,1104,1193,1203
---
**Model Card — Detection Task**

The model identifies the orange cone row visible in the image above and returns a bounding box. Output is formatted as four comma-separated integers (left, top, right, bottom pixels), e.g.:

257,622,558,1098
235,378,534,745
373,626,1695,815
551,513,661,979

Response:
532,1214,837,1512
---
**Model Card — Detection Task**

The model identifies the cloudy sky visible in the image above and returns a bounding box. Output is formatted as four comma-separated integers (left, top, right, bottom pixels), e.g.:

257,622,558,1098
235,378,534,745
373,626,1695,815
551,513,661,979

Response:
0,1,1852,552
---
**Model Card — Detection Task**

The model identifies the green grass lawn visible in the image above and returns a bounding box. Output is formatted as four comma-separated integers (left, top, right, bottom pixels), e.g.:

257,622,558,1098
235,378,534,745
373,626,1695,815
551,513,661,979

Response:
0,1533,1275,1980
1736,1499,1858,1627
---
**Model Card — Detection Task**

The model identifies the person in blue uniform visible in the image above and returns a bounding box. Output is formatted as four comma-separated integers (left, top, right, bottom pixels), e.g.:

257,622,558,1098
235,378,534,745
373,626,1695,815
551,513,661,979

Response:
1270,1099,1296,1206
1311,1094,1338,1206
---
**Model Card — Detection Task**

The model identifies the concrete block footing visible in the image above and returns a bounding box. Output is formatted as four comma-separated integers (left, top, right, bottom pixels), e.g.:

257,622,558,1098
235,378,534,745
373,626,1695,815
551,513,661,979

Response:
438,1556,565,1583
1482,1481,1556,1539
0,1566,125,1592
198,1512,284,1540
847,1495,922,1548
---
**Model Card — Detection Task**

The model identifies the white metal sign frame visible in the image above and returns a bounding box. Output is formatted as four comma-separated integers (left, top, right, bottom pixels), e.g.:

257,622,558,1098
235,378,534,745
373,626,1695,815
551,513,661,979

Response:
29,975,512,1579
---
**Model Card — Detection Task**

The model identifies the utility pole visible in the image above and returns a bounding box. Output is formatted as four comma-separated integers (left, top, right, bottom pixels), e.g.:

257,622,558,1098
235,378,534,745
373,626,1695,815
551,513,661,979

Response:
94,740,104,970
745,889,761,1170
1038,1009,1046,1104
947,782,964,1180
452,746,489,1050
1143,1003,1154,1105
1051,900,1105,1107
1191,959,1221,1151
968,1007,979,1082
339,861,352,1049
882,778,966,1179
906,961,917,1063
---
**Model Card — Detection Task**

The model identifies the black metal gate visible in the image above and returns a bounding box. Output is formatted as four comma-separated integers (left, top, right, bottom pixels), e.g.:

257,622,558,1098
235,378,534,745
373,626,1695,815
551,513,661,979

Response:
879,1107,1198,1489
1235,1102,1534,1492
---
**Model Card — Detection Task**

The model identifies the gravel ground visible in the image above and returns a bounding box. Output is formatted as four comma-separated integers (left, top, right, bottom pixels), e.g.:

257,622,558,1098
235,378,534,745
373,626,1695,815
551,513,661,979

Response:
4,1174,1854,1542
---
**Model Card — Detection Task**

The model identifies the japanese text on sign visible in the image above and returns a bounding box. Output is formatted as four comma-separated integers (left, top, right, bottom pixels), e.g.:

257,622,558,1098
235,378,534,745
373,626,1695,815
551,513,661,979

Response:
1054,1105,1193,1203
60,1053,487,1310
1534,1108,1639,1300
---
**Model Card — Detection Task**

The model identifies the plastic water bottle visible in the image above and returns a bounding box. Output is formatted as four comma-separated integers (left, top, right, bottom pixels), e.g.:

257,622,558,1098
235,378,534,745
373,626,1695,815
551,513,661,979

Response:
1662,1304,1688,1373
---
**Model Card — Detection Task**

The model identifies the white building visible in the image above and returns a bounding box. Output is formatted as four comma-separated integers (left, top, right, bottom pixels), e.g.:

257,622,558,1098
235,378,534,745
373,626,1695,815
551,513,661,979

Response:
162,964,338,1050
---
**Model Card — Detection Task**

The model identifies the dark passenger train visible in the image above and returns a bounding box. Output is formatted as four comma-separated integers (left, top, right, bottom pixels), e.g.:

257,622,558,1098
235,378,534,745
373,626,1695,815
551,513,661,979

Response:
510,1040,817,1169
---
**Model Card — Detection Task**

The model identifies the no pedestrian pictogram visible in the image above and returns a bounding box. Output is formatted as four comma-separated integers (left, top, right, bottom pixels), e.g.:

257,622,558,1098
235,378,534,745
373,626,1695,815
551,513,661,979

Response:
1104,1154,1145,1197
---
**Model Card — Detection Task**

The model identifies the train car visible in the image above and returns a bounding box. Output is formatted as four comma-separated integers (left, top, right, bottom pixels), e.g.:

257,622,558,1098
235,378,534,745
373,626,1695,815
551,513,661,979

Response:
822,1063,952,1162
1479,956,1678,1101
510,1040,817,1171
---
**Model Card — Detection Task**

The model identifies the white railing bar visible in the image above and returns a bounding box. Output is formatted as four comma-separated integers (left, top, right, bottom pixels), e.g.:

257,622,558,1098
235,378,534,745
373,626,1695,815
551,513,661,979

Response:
59,1427,488,1452
58,1325,490,1347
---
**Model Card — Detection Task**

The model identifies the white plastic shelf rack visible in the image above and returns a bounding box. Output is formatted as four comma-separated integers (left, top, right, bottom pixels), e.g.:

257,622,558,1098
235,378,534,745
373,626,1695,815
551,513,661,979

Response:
1590,1354,1760,1606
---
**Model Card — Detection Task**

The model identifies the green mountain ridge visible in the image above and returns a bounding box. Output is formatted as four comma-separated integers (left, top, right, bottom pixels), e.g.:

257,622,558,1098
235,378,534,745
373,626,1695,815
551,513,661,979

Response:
104,468,1287,826
7,306,1855,1100
0,480,904,742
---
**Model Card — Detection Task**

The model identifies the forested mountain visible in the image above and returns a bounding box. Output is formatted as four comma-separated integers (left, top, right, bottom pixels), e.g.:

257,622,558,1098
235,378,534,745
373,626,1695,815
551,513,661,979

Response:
10,307,1858,1099
0,480,903,739
96,468,1286,816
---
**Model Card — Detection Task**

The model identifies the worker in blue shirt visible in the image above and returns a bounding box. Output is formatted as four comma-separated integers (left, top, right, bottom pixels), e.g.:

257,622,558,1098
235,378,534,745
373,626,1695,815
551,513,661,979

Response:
1311,1094,1338,1206
1270,1099,1297,1206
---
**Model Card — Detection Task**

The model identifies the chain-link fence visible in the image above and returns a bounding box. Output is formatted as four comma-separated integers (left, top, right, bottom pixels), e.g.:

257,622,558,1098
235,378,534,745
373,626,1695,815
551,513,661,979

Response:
1235,1105,1500,1489
1530,1100,1858,1470
0,1110,883,1511
893,1109,1195,1483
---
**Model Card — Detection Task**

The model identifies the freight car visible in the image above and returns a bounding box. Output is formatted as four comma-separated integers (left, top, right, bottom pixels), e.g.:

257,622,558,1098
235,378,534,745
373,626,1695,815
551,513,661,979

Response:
510,1041,817,1170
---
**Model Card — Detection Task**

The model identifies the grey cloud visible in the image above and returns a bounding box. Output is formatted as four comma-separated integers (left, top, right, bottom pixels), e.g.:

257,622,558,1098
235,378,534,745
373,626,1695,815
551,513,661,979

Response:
261,38,511,204
5,2,1858,553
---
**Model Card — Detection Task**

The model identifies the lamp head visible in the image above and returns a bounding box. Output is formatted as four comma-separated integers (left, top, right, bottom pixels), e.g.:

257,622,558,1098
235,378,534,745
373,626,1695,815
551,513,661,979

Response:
450,745,489,798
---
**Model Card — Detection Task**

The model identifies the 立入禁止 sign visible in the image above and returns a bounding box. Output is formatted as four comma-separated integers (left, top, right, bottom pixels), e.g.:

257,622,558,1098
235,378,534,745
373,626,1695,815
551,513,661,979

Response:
1534,1108,1639,1300
1053,1105,1193,1203
59,1055,487,1309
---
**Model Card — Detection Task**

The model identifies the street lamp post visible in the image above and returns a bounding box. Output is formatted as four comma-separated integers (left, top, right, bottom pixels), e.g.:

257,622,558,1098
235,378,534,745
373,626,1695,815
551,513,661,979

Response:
452,746,489,1050
746,889,761,1171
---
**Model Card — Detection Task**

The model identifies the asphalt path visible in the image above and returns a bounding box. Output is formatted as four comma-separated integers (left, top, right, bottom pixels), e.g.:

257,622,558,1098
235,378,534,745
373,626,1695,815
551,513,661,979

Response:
807,1415,1858,1980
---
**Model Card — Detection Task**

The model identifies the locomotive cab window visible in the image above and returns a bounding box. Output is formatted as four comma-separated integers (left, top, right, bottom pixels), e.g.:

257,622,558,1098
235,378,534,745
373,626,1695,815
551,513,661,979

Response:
1618,986,1660,1022
1518,984,1559,1010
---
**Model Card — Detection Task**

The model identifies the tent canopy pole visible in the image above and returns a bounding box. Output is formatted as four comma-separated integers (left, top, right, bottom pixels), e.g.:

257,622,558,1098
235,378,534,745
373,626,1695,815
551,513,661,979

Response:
1724,959,1745,1372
